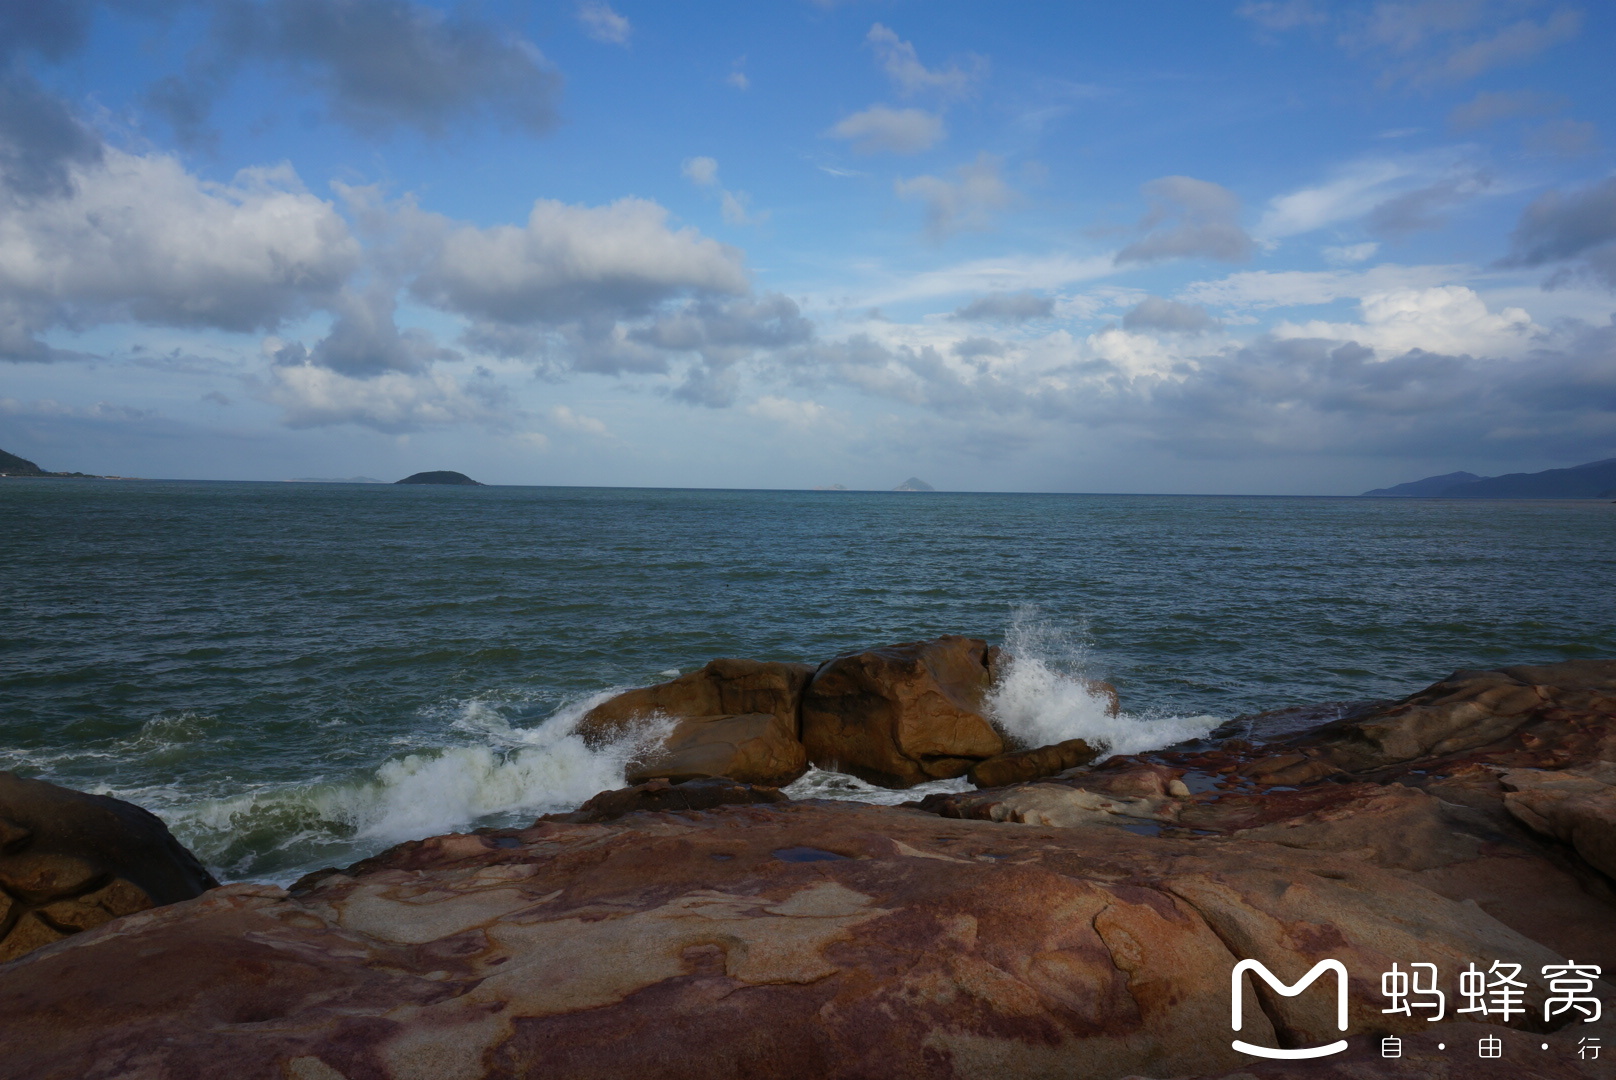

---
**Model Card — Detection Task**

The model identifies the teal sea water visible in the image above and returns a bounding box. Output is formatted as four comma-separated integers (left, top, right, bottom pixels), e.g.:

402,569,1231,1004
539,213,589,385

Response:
2,479,1613,883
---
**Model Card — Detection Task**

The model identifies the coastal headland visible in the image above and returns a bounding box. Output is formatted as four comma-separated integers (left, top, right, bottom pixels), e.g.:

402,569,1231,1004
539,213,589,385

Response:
2,643,1613,1079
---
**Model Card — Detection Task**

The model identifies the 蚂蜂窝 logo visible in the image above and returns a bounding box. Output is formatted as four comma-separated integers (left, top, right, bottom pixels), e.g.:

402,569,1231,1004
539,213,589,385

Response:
1231,958,1350,1060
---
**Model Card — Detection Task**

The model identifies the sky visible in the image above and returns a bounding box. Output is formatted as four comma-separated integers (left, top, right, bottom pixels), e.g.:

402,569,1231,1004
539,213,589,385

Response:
1,0,1614,493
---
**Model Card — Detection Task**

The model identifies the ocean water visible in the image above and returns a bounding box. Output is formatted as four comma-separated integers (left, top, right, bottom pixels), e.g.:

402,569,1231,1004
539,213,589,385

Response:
2,479,1612,883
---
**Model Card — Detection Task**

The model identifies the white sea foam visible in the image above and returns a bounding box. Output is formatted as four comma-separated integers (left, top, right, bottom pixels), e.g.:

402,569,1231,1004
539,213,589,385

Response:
985,609,1219,758
783,766,971,805
157,690,673,881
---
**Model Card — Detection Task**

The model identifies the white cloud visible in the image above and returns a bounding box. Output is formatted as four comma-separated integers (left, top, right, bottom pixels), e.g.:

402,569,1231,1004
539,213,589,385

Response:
748,395,828,429
257,362,514,432
549,404,611,436
866,24,985,100
894,153,1015,239
681,156,719,186
827,106,944,155
1179,263,1469,310
1272,285,1538,357
577,2,631,46
725,71,749,90
1323,242,1380,265
0,150,359,360
410,197,750,326
1256,158,1415,241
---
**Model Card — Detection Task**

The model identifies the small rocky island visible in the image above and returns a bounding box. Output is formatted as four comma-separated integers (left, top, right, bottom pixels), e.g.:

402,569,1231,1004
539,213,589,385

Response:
395,470,483,486
3,638,1614,1079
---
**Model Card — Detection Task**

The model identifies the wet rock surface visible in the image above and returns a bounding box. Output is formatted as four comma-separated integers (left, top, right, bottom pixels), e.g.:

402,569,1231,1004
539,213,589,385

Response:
3,659,1615,1079
800,635,1005,787
0,773,218,963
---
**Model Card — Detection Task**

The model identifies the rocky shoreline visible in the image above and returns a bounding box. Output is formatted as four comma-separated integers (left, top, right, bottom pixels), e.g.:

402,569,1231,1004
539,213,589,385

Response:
2,641,1613,1079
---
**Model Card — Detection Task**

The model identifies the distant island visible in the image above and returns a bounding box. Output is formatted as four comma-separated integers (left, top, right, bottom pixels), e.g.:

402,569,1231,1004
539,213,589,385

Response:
0,447,102,479
893,477,935,492
396,471,483,486
1364,457,1616,499
812,484,848,491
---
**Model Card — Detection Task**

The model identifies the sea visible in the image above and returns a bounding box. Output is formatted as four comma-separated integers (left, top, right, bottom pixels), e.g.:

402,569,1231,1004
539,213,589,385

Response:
3,479,1612,884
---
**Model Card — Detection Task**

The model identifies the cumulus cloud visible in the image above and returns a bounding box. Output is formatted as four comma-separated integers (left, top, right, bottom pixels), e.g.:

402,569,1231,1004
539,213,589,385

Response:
150,0,563,142
783,302,1616,465
1180,263,1466,309
576,1,631,46
1272,285,1538,357
950,291,1054,322
1115,176,1253,265
865,23,985,100
267,290,458,376
255,360,514,432
1122,297,1220,334
410,197,749,328
894,153,1015,240
827,105,944,155
1500,175,1616,289
0,148,358,361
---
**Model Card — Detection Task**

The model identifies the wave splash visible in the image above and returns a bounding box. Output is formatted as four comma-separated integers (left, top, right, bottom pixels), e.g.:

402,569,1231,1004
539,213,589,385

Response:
986,609,1219,757
151,612,1216,883
159,693,671,883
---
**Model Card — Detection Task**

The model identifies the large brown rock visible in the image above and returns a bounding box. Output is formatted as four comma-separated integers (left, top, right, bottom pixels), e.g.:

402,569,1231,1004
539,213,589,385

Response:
800,635,1005,787
577,659,815,743
2,796,1597,1080
0,773,217,962
624,712,808,787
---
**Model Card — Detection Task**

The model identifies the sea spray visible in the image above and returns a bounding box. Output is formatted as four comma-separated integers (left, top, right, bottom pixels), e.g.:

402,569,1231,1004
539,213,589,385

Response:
157,690,673,882
986,609,1219,757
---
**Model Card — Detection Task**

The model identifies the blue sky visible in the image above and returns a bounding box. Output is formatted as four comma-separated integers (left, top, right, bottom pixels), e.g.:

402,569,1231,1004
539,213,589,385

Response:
2,0,1614,492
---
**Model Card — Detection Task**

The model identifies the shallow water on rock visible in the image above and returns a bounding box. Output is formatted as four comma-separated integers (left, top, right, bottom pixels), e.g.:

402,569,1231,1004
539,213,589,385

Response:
2,479,1611,882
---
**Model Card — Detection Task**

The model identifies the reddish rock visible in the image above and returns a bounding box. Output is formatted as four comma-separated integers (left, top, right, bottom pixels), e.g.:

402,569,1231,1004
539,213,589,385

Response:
550,777,790,824
625,712,808,787
967,737,1099,788
576,659,815,743
1501,762,1616,880
0,772,217,963
800,635,1005,787
0,797,1593,1080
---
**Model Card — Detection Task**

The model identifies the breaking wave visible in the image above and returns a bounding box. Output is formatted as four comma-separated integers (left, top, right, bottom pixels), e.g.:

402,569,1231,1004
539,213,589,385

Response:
154,692,672,883
985,608,1219,757
121,611,1215,884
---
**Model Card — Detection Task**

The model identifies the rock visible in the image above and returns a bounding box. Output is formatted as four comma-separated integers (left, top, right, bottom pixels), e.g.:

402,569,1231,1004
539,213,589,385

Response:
0,773,218,962
553,777,792,823
395,470,483,485
800,635,1004,787
624,713,808,786
1501,762,1616,879
578,659,815,744
967,737,1099,788
0,798,1588,1080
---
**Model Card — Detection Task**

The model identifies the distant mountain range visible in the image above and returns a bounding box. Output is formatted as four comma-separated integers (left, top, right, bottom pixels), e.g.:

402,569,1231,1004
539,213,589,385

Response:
1364,458,1616,499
